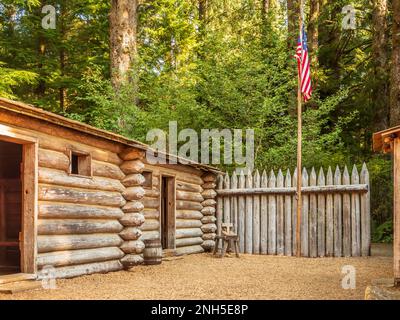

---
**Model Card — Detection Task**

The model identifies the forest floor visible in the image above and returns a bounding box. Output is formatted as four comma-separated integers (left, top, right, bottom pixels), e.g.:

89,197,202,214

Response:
0,245,393,300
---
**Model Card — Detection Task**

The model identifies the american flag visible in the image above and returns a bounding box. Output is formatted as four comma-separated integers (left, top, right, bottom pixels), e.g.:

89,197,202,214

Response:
295,26,312,102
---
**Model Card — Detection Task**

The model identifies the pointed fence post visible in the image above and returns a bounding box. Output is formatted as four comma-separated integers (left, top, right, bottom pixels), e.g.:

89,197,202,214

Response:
268,170,277,255
309,168,317,258
223,173,231,223
334,166,343,257
301,168,309,257
245,170,253,254
231,171,238,234
217,175,223,237
342,166,351,257
253,170,261,254
326,167,334,256
317,168,326,257
285,169,292,256
292,168,298,256
351,164,361,256
238,171,246,252
277,170,285,255
360,163,371,256
260,170,268,254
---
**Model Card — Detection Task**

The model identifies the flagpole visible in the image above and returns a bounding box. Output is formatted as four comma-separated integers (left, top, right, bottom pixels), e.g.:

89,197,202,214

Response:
296,0,304,258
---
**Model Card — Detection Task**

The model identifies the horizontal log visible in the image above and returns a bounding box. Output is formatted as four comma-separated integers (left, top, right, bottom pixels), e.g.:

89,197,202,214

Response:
142,197,160,209
140,230,160,241
175,245,204,256
119,227,142,241
176,200,203,211
144,188,160,198
201,216,217,224
120,240,145,254
152,176,159,187
37,247,124,268
39,148,69,172
122,187,145,201
120,160,145,175
122,201,144,213
201,199,216,207
39,203,124,220
38,219,123,235
216,184,369,196
176,228,203,239
121,254,143,268
201,223,217,233
176,210,203,220
37,234,123,253
39,168,124,192
143,209,159,219
202,240,216,251
39,186,126,207
122,174,145,187
176,190,204,202
119,213,145,227
176,219,202,229
202,173,217,183
202,182,216,189
119,148,145,161
140,219,160,232
38,260,123,279
175,237,203,247
92,160,125,180
201,189,217,199
201,207,216,216
176,181,203,193
202,233,216,240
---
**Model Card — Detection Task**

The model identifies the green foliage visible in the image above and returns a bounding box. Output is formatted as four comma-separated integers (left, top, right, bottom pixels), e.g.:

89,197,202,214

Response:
372,220,394,243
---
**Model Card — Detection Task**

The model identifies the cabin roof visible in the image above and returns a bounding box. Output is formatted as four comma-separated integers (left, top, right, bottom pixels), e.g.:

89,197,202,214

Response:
373,125,400,153
0,97,221,174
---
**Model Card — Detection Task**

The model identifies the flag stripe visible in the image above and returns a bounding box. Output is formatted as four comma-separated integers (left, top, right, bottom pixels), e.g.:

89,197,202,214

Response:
295,26,312,102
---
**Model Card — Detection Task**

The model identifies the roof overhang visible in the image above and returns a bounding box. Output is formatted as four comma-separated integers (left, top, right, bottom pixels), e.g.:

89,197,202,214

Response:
0,97,222,174
373,126,400,154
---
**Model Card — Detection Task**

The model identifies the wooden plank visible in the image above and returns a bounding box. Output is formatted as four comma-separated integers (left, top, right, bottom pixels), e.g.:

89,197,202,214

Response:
351,164,361,256
238,171,246,252
37,219,123,235
223,173,231,223
326,167,334,256
317,168,326,257
292,168,298,256
245,170,253,254
231,172,238,234
39,203,124,219
216,175,223,236
360,163,371,256
334,166,342,257
268,170,276,255
253,170,261,254
0,273,36,285
284,170,292,256
260,170,268,254
276,170,284,255
394,139,400,285
22,142,38,274
309,168,317,258
301,168,309,257
342,166,351,257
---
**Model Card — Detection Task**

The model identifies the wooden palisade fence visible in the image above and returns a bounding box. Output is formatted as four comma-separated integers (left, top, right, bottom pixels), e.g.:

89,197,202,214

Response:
216,164,370,257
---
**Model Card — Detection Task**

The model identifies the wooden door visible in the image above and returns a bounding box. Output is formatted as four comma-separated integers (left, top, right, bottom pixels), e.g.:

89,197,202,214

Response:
160,176,175,249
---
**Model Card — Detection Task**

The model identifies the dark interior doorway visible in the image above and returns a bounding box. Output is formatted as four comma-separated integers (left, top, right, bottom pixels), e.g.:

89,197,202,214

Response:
0,140,22,275
160,176,175,249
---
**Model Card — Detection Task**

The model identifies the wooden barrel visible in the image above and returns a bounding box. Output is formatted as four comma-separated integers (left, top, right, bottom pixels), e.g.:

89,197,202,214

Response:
143,239,162,265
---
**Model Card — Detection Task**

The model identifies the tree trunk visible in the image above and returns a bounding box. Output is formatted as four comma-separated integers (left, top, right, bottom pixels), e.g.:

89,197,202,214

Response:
307,0,319,58
35,0,47,97
59,0,67,111
109,0,138,89
372,0,389,131
390,0,400,126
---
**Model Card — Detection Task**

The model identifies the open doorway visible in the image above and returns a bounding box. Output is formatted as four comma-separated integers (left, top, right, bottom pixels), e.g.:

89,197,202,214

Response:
0,141,22,275
160,176,175,250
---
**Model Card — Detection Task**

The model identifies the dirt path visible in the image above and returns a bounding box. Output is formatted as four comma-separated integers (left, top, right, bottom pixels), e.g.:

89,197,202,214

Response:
0,253,392,300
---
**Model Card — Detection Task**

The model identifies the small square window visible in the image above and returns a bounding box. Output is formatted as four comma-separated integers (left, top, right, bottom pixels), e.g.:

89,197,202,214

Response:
69,150,91,177
142,171,153,188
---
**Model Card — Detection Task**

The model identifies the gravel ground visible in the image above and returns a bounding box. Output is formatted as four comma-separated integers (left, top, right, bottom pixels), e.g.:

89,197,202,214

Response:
0,253,393,300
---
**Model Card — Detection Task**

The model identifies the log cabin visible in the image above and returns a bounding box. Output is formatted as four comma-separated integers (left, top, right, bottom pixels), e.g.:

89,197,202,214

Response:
373,127,400,287
0,97,220,279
